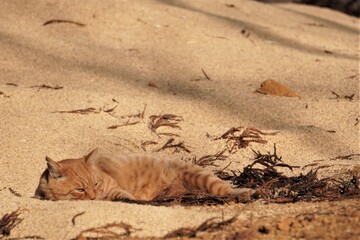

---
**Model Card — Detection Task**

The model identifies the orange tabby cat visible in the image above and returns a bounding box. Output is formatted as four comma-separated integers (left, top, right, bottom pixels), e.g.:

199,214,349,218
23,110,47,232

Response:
35,148,255,201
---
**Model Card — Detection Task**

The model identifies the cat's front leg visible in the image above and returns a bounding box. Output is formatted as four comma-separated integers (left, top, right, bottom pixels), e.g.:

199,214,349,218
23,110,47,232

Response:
105,188,135,201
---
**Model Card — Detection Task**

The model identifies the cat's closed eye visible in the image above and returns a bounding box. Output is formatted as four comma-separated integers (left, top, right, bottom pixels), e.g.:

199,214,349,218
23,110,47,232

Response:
76,188,86,193
94,180,103,188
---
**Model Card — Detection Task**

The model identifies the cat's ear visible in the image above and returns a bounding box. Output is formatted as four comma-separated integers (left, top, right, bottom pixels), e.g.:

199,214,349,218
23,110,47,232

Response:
45,156,63,179
85,148,100,165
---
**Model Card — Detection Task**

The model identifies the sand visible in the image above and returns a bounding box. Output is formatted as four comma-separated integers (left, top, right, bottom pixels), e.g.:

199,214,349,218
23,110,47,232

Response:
0,0,359,239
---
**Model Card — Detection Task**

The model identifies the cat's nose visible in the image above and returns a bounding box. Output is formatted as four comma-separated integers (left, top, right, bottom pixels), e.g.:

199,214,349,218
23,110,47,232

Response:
87,191,96,200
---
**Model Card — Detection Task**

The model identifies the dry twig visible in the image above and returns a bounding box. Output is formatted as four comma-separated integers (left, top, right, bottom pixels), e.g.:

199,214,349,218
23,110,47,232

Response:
331,91,355,101
43,19,85,27
71,211,85,226
191,68,212,81
108,120,140,129
51,108,99,115
9,188,21,197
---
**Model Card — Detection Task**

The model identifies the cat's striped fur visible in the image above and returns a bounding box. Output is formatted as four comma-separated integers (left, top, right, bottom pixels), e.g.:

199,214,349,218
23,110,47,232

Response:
35,148,254,201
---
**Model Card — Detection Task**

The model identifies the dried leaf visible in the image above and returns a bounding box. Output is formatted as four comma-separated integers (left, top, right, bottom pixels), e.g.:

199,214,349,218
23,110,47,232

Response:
256,79,299,97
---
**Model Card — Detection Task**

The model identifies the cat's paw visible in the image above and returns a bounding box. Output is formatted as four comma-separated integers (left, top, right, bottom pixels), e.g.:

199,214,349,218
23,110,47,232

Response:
234,188,257,202
107,188,135,201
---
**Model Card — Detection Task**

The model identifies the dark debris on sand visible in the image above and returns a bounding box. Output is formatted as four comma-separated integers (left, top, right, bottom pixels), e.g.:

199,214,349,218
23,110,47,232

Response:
218,145,360,203
0,209,22,238
212,127,277,153
164,215,237,238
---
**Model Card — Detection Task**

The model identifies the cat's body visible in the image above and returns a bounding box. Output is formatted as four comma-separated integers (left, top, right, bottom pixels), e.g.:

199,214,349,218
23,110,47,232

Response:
35,148,254,201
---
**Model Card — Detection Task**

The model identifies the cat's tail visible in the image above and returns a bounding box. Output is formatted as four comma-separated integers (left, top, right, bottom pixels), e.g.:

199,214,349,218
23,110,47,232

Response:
182,170,255,200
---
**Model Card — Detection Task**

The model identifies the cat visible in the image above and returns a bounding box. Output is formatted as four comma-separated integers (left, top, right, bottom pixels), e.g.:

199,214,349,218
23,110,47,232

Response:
35,148,256,202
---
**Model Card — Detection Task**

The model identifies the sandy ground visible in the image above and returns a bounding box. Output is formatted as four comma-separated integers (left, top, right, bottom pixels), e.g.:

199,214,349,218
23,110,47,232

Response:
0,0,359,239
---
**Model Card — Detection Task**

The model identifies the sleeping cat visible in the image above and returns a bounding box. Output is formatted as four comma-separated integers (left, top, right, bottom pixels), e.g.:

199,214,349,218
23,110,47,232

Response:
35,148,256,202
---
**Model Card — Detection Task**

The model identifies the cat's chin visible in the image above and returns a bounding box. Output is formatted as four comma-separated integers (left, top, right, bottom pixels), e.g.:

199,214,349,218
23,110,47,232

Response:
34,187,46,200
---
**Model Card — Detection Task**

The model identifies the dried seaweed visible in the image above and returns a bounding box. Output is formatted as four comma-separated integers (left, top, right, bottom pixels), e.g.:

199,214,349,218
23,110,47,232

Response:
164,215,237,238
154,138,191,153
29,84,63,90
213,127,277,153
148,114,183,135
52,107,99,115
43,19,85,27
0,209,22,238
71,211,85,226
191,149,228,167
72,222,138,240
218,145,360,203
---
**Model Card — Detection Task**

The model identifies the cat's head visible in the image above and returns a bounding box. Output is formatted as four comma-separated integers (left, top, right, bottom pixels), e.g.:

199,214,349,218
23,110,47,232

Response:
34,148,104,200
